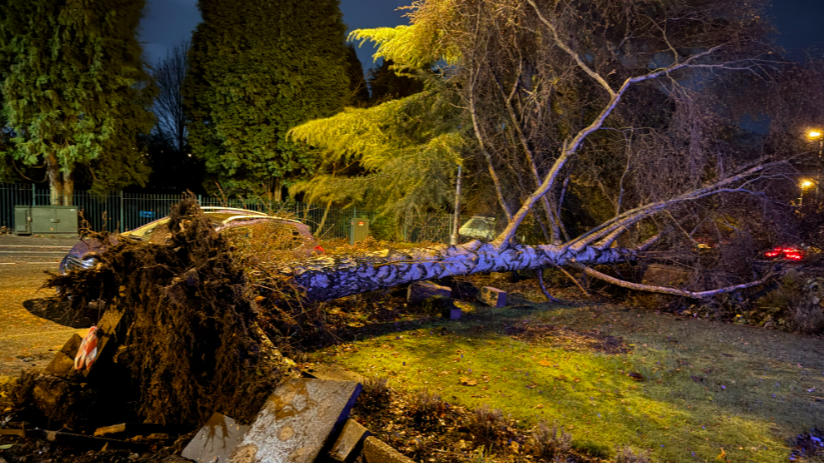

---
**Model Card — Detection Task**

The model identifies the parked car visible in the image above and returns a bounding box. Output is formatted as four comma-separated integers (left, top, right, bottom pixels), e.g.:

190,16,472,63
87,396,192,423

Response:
59,207,320,274
458,216,497,241
762,245,805,261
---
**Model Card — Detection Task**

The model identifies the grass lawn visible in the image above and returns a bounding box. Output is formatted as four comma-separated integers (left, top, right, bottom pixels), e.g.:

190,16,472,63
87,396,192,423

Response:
309,293,824,462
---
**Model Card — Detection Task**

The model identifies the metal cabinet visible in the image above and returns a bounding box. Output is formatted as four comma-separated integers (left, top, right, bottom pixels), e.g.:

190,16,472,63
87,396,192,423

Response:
14,206,31,235
349,217,370,245
29,206,79,234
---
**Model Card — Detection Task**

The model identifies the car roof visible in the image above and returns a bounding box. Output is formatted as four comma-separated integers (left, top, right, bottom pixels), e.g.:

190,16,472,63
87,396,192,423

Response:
122,207,302,236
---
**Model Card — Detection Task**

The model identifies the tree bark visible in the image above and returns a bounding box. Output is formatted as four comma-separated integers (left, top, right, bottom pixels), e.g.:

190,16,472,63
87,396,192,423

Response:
290,240,630,301
46,151,64,206
62,170,73,206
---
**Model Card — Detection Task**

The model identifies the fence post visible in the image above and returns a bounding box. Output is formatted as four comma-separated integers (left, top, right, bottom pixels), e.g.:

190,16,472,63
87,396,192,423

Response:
119,191,124,233
197,194,202,206
31,183,35,206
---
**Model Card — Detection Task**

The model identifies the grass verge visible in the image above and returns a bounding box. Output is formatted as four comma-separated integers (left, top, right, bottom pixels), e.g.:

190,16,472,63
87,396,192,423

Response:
310,297,824,462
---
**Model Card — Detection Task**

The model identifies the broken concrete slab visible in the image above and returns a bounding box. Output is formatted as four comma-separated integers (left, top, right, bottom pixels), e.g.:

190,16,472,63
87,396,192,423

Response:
330,419,371,462
44,333,83,376
443,307,462,320
407,281,451,304
181,413,249,463
231,379,362,463
478,286,507,308
80,307,129,378
301,363,365,384
361,436,416,463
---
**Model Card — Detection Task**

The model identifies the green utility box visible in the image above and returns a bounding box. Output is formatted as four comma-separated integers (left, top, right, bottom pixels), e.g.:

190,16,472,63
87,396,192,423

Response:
29,206,79,235
349,217,370,245
14,206,31,235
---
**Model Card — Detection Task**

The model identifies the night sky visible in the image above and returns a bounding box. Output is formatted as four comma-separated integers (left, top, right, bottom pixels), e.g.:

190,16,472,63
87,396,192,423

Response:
139,0,824,69
140,0,410,70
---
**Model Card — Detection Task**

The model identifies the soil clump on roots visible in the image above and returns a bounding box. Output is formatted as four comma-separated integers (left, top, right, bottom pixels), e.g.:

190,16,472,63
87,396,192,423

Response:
20,195,293,430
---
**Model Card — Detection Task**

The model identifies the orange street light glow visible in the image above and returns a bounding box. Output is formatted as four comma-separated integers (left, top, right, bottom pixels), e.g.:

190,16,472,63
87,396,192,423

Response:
808,130,823,139
801,179,815,189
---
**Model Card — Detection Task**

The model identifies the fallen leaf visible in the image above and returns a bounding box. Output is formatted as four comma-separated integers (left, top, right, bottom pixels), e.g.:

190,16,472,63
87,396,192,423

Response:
539,360,553,367
459,377,477,386
628,372,645,381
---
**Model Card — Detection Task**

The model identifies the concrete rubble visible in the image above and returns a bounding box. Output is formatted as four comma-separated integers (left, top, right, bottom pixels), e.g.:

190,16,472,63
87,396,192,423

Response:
229,379,361,463
329,419,370,462
478,286,507,308
362,436,417,463
406,281,451,304
181,413,250,463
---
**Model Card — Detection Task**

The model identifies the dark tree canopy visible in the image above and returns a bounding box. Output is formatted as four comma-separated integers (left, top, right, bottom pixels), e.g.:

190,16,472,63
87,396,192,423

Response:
0,0,155,202
184,0,351,200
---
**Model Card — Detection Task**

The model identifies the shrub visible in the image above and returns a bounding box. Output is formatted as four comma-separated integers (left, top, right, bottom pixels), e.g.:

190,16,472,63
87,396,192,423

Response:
615,446,650,463
529,421,571,461
469,404,506,444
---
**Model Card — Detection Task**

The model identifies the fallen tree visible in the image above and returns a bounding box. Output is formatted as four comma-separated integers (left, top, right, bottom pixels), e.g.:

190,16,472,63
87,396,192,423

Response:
288,0,824,301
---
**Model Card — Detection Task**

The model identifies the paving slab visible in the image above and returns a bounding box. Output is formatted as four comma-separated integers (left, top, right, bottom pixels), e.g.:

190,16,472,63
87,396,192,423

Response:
407,281,451,304
44,333,82,376
181,413,250,463
361,436,416,463
478,286,507,308
301,363,365,384
231,378,361,463
330,419,370,462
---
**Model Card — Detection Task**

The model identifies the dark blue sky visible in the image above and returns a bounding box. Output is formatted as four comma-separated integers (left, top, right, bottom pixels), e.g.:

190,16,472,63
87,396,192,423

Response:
139,0,824,69
140,0,410,70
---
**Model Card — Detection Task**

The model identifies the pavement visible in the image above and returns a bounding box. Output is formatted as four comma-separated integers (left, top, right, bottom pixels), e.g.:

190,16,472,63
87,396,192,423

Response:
0,234,89,377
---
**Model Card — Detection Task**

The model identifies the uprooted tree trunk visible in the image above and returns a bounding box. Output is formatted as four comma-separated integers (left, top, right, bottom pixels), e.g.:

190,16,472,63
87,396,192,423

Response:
288,239,771,303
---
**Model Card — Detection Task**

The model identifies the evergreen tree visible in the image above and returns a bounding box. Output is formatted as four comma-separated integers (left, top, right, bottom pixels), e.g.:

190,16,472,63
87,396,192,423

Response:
0,0,155,203
184,0,351,200
368,59,424,104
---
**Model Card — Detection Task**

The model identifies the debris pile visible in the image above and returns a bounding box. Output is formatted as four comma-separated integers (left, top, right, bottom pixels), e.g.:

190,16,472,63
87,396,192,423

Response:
27,195,293,429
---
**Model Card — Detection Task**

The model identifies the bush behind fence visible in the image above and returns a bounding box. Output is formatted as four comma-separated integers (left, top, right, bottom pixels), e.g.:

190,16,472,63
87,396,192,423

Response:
0,183,453,243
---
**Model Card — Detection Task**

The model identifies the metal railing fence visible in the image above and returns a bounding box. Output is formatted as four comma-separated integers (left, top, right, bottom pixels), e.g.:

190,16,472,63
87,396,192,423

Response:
0,183,453,243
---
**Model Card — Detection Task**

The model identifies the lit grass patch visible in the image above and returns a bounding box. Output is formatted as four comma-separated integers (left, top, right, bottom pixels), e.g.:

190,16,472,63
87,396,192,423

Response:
312,302,824,462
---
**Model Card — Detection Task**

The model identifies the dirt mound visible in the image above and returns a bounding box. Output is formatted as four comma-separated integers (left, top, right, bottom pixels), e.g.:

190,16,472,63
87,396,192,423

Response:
34,195,293,428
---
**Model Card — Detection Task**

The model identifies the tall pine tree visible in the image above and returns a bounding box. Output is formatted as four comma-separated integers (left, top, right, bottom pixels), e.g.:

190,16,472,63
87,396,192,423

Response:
0,0,155,203
184,0,350,200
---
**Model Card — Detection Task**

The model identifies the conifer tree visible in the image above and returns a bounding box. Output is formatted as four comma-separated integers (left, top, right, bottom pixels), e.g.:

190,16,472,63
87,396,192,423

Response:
184,0,351,200
0,0,155,203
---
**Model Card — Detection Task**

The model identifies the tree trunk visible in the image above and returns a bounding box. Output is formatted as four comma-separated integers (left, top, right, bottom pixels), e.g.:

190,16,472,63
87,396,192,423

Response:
450,165,462,246
290,240,629,301
316,199,333,238
62,170,73,206
290,240,771,303
46,152,64,206
273,178,282,202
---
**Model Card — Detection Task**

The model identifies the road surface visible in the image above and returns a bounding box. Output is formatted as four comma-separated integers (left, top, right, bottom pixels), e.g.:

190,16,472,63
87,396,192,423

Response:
0,234,89,377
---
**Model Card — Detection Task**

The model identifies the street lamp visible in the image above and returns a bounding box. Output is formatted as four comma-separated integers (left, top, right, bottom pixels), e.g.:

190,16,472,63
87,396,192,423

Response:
800,178,815,206
807,129,823,197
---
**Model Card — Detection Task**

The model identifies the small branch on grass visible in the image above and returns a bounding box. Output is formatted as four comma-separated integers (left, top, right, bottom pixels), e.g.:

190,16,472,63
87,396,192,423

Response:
536,269,560,302
576,265,773,298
